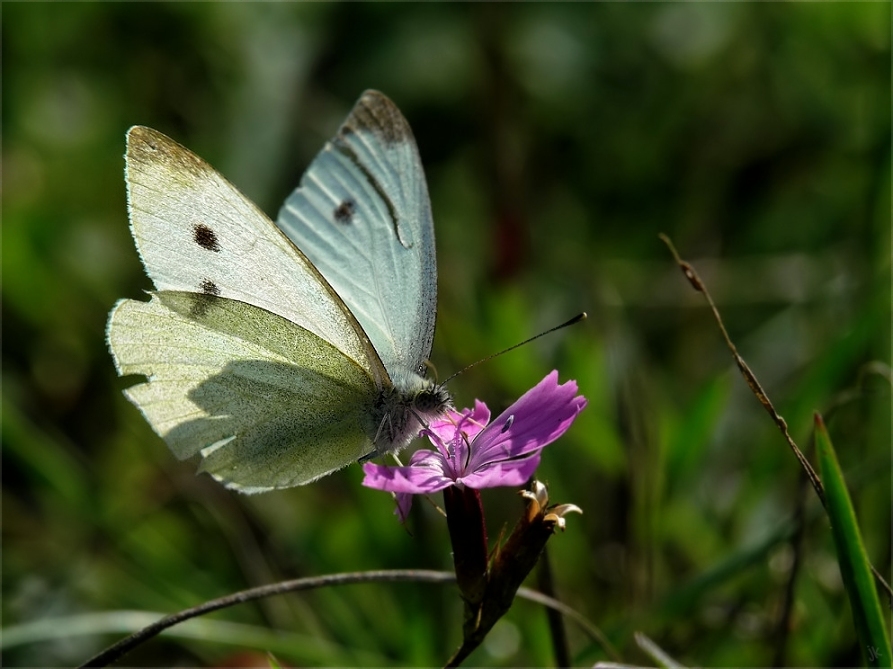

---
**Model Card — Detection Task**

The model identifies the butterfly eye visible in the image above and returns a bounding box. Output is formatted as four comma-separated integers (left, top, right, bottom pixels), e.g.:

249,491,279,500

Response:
501,415,514,433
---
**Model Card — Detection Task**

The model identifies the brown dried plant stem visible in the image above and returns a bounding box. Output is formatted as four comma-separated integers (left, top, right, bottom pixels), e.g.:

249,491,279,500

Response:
445,495,565,667
659,233,892,601
445,487,622,667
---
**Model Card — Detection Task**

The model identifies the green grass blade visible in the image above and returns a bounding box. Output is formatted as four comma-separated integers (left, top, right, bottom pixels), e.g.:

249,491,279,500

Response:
1,611,390,666
815,413,891,667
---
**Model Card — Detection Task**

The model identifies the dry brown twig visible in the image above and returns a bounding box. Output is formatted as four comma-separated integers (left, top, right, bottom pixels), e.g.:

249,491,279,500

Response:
659,233,892,601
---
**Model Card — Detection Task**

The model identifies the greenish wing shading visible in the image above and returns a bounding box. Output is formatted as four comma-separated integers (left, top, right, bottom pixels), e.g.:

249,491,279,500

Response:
107,291,379,491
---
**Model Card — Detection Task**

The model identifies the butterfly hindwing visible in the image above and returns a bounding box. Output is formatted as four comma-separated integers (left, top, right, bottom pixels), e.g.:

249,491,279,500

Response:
109,292,378,491
277,90,437,380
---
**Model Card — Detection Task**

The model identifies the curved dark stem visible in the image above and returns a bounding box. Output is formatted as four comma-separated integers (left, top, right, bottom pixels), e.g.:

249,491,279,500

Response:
79,570,454,668
79,569,610,668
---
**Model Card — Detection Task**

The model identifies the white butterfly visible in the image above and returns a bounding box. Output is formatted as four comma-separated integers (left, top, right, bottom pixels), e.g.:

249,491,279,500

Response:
107,90,451,493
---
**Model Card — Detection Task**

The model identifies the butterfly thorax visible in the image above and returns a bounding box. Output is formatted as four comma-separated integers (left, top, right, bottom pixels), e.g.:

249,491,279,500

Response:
372,372,452,455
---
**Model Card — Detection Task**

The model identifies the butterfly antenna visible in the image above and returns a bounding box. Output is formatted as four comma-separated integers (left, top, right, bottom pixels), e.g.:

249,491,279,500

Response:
443,312,587,384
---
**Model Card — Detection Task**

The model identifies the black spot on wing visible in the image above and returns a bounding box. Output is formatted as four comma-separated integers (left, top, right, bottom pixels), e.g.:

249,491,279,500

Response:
333,199,356,224
193,224,221,252
331,142,406,248
190,279,221,318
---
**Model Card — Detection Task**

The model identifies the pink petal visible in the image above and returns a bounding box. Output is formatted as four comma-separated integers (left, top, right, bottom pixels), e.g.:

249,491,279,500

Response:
459,454,543,489
469,371,587,470
427,401,490,443
361,461,454,495
395,492,414,522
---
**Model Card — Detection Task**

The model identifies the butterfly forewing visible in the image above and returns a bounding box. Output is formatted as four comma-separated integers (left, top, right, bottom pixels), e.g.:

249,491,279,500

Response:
125,125,387,387
277,90,437,380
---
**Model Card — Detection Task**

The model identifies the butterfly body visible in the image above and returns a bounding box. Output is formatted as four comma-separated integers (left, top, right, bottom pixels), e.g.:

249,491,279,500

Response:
108,91,450,492
371,374,451,453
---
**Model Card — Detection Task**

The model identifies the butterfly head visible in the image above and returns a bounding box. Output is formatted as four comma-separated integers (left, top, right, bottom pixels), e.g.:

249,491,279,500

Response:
373,373,452,456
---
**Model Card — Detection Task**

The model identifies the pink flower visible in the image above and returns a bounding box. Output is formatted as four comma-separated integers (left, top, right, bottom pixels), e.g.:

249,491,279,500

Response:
362,371,587,521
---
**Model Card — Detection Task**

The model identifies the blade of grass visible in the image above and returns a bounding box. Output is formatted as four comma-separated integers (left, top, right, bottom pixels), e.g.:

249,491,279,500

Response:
634,631,685,668
814,413,891,667
1,611,389,666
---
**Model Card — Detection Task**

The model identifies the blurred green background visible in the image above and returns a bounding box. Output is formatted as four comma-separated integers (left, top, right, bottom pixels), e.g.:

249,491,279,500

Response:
3,4,890,667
